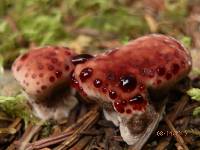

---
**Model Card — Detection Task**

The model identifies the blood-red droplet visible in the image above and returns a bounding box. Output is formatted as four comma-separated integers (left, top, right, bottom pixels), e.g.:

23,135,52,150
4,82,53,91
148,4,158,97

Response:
139,84,145,91
156,66,166,76
102,87,107,93
20,53,29,61
114,101,125,113
121,100,127,106
171,63,180,74
65,50,71,56
65,65,69,71
93,79,102,88
79,68,93,82
126,109,132,114
109,90,117,99
48,65,54,71
165,73,172,80
119,75,137,92
55,71,62,78
41,85,47,90
157,80,162,84
49,76,55,82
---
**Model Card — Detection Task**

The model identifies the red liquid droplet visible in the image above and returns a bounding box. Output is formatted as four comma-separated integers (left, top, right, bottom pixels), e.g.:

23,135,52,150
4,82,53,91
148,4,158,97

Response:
79,67,93,82
139,84,145,91
157,80,162,84
171,63,180,74
20,53,29,61
165,73,172,80
156,66,166,76
126,109,132,114
65,65,69,71
49,76,55,82
55,71,62,78
119,75,137,92
93,79,102,88
109,90,117,99
121,100,127,106
102,87,107,93
114,101,125,113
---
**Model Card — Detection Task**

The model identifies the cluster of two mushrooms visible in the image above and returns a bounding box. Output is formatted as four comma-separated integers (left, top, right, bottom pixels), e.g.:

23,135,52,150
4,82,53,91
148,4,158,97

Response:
12,35,192,148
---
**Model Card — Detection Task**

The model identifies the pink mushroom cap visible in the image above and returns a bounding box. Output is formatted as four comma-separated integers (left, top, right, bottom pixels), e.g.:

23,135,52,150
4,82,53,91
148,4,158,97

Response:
12,46,76,104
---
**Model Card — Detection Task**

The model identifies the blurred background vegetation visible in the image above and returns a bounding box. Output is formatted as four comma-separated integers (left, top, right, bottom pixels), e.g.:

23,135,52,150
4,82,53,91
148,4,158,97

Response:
0,0,199,70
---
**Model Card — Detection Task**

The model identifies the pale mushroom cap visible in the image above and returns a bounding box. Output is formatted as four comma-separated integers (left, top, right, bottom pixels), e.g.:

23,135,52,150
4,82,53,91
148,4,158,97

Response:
12,46,76,101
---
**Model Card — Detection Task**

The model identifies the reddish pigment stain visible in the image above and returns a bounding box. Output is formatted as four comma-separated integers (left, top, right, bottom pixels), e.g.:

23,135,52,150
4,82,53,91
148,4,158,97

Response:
157,80,162,84
79,68,93,82
65,65,69,71
93,79,102,88
126,109,132,114
140,68,155,78
165,73,172,80
41,85,47,90
65,50,71,56
72,54,94,65
109,90,117,99
156,66,166,76
55,71,62,78
119,75,137,92
36,90,41,93
48,65,54,71
32,74,37,79
16,65,22,71
171,63,180,74
20,53,29,61
107,72,116,81
114,101,125,113
49,76,55,82
51,58,58,63
25,73,29,78
36,82,40,85
39,73,44,78
38,64,44,70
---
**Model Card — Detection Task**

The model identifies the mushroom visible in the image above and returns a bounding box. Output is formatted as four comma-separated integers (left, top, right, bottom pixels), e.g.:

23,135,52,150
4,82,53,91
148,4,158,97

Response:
72,34,192,148
12,46,78,120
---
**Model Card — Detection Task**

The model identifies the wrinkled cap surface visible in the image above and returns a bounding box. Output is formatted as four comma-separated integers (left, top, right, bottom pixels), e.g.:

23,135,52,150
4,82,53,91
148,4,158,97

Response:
73,34,192,115
12,46,76,101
